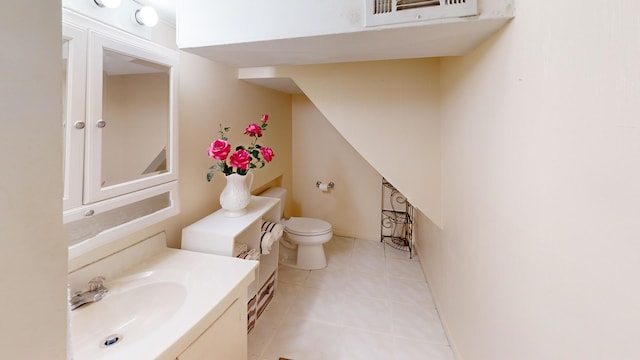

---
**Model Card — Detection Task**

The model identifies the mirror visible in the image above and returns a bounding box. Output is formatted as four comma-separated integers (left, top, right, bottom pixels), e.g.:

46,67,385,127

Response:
100,49,171,188
84,30,178,204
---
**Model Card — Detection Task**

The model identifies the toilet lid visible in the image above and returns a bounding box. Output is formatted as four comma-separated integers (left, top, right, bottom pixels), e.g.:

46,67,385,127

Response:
285,217,332,236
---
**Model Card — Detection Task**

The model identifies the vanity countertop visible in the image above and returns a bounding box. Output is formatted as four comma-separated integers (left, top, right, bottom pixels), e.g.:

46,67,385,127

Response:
70,247,257,360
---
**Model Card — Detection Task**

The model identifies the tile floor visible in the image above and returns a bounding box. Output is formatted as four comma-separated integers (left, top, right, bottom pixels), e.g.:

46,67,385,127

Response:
248,236,456,360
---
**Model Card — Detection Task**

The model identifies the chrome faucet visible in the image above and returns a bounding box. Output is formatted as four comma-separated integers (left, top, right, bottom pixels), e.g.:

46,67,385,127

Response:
69,276,108,311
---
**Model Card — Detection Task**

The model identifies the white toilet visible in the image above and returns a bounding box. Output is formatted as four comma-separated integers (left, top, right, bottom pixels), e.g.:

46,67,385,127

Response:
259,187,332,270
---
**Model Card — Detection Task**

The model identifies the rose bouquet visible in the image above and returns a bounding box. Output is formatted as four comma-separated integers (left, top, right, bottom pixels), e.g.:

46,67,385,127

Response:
206,114,275,181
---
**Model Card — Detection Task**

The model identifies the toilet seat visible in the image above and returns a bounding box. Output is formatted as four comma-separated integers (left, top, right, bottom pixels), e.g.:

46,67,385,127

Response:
285,217,332,236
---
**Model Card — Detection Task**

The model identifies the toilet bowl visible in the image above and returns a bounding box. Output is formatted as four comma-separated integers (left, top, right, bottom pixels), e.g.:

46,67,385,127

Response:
283,217,333,270
259,187,333,270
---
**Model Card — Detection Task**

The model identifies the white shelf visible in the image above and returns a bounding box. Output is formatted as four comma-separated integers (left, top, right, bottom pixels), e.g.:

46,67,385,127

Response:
181,196,280,256
181,195,282,330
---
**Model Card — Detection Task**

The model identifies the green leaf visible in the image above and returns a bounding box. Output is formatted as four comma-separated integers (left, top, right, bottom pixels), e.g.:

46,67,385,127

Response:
206,172,214,182
249,163,257,169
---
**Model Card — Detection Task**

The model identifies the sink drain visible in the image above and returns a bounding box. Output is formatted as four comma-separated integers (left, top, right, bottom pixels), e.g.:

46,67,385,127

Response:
101,334,122,347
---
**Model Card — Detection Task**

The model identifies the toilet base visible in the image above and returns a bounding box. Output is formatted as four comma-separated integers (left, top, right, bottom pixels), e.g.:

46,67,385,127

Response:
296,244,327,270
278,243,327,270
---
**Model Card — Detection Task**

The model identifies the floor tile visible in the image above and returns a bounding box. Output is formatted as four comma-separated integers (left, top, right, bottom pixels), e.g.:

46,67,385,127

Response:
287,287,345,325
340,293,393,334
386,276,435,307
303,267,348,291
278,266,310,285
391,301,449,344
249,237,454,359
394,337,456,360
344,270,389,300
386,257,426,281
337,328,396,360
349,250,387,273
262,317,346,360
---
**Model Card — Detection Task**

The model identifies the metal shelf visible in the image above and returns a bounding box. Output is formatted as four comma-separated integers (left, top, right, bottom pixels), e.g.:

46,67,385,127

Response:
381,178,414,258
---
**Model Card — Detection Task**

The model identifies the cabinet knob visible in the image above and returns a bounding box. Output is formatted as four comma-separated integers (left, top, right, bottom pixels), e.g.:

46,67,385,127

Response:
74,121,85,129
84,209,95,216
96,120,107,128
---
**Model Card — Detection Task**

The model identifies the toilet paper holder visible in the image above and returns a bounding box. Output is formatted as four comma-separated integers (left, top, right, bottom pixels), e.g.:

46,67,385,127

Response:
316,181,335,189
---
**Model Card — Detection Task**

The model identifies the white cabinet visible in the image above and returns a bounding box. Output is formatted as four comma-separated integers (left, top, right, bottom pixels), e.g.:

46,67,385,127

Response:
63,9,179,260
177,299,247,360
181,196,281,331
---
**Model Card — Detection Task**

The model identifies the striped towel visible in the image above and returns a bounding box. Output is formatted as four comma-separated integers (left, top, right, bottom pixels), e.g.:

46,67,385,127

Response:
261,221,285,240
259,231,274,254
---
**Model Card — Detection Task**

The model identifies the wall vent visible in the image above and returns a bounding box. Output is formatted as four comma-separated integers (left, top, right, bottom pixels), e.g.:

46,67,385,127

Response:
365,0,478,27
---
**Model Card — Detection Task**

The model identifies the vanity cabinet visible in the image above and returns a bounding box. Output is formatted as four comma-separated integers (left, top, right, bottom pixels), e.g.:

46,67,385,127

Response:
181,196,281,331
63,9,179,260
177,299,246,360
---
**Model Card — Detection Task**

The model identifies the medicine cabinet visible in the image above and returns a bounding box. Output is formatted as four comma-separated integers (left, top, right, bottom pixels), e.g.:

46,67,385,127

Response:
62,10,179,260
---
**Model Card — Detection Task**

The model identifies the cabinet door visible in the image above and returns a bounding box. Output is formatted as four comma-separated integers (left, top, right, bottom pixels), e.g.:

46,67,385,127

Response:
85,30,179,203
177,299,247,360
62,23,87,210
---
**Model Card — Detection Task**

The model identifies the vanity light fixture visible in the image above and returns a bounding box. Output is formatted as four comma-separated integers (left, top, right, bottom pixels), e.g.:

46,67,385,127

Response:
93,0,121,8
135,6,159,27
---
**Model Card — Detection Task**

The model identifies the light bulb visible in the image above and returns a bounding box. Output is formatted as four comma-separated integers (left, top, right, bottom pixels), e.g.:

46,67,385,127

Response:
135,6,159,27
93,0,121,8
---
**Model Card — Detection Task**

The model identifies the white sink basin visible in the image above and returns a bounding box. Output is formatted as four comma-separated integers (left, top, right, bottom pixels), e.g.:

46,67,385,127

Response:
70,249,257,360
72,271,187,357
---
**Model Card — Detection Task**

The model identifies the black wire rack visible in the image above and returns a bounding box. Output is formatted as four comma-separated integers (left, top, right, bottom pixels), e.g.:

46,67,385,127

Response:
381,178,414,258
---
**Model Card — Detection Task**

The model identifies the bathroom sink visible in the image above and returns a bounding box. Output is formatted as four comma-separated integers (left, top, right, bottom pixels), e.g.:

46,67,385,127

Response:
70,248,257,360
71,272,187,358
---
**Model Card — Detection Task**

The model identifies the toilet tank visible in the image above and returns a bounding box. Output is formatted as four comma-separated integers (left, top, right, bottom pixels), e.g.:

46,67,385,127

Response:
258,187,287,219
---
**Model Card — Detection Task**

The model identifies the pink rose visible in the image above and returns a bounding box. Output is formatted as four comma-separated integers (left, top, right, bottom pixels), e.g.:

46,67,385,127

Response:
229,149,251,170
261,114,269,124
244,123,263,137
207,139,231,160
260,147,275,163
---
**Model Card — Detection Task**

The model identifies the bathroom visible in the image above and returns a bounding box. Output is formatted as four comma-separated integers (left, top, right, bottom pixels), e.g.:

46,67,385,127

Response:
5,0,640,359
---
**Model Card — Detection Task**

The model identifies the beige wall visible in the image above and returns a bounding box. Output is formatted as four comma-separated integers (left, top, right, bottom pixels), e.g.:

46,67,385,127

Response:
291,95,381,239
418,1,640,359
0,0,68,358
169,52,293,249
276,59,443,227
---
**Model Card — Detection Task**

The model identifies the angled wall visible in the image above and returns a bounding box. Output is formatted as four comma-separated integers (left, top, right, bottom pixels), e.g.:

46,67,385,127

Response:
277,58,443,227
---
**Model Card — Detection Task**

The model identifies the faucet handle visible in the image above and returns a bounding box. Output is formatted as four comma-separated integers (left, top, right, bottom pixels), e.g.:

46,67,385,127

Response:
87,276,107,292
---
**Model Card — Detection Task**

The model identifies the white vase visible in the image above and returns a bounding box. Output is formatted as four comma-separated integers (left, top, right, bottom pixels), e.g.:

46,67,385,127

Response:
219,172,254,217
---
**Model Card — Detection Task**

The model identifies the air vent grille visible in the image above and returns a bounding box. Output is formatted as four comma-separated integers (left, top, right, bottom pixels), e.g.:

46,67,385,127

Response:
397,0,441,11
366,0,476,27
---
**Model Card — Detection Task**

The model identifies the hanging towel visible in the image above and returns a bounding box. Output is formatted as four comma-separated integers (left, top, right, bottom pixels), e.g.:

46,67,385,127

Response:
260,231,275,255
261,221,285,240
233,242,248,257
237,248,260,261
